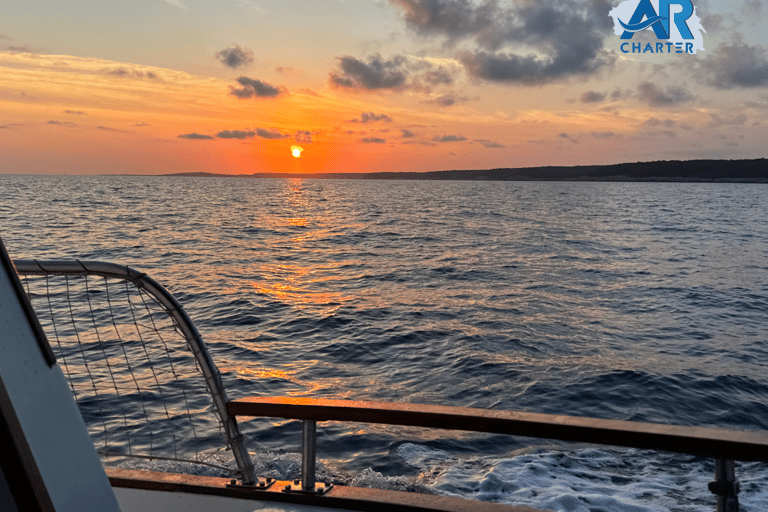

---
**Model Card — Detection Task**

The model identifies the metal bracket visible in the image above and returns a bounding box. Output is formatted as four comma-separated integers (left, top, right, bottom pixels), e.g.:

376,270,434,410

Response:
226,477,275,490
281,480,333,495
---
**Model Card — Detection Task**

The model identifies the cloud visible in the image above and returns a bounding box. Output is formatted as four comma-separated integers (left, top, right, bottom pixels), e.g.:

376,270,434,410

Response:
349,111,393,123
96,125,127,132
161,0,187,10
611,88,632,100
229,76,286,98
0,34,12,41
706,113,748,128
47,120,77,127
8,46,34,53
637,82,694,106
702,14,724,32
104,67,160,80
422,66,454,85
433,134,466,142
361,137,387,143
329,53,462,93
695,41,768,89
256,128,289,139
401,129,416,138
475,138,505,148
392,0,614,85
431,94,470,106
134,123,151,127
297,88,320,96
390,0,500,42
216,45,254,69
64,110,87,115
295,130,313,143
238,1,268,15
178,133,214,139
581,91,606,103
460,47,611,85
330,54,409,90
217,130,256,139
743,0,763,17
402,140,438,146
591,131,615,139
643,117,676,128
275,66,294,74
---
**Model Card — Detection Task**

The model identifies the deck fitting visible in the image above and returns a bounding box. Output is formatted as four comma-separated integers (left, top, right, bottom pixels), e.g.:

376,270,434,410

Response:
281,481,333,495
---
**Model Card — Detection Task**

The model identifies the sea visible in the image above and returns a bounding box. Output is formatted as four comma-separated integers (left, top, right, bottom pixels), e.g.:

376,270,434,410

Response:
2,174,767,512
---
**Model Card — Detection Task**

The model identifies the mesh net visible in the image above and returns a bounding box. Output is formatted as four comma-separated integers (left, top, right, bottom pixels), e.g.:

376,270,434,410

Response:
19,271,234,473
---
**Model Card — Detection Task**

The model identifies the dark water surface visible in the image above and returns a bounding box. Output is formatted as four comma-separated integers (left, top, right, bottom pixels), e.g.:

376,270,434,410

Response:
2,175,767,511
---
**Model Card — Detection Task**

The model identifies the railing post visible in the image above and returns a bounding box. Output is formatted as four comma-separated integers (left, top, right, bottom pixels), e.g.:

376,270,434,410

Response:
301,420,317,492
709,459,739,512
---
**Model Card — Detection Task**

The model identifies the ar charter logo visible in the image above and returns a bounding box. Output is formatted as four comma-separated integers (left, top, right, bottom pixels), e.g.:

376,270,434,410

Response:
609,0,705,54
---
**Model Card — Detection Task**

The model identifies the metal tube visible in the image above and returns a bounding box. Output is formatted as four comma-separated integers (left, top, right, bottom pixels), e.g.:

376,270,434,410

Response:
712,459,739,512
301,420,317,492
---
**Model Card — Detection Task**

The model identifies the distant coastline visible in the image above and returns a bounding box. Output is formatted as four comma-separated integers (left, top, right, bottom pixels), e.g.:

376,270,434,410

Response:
161,158,768,183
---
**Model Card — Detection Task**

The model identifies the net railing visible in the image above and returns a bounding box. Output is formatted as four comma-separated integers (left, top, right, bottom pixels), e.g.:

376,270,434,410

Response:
14,259,256,484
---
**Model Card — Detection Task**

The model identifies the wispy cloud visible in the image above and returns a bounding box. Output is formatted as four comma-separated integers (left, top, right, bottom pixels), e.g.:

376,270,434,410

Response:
637,82,694,107
295,130,313,143
217,130,255,139
348,112,393,123
96,125,127,132
47,120,77,127
256,128,289,139
178,132,214,139
475,138,505,148
238,1,268,15
706,113,748,128
581,91,606,103
161,0,187,11
433,134,466,142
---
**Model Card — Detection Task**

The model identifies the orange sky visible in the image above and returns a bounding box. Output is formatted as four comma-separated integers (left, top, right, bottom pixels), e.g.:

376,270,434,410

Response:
2,1,768,175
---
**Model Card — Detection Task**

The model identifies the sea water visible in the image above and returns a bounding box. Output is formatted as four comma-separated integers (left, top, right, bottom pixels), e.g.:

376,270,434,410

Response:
2,174,767,511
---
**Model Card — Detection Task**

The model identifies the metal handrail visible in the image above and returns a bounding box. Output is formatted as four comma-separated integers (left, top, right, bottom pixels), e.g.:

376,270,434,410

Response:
229,396,762,511
14,259,257,485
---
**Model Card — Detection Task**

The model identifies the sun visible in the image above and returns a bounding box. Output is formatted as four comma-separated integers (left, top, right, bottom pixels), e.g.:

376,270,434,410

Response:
291,145,303,158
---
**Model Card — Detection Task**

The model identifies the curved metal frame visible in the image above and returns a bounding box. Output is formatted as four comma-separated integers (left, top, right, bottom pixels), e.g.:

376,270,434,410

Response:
14,259,256,485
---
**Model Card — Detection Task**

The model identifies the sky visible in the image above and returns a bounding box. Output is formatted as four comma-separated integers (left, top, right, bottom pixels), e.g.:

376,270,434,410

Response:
1,0,767,175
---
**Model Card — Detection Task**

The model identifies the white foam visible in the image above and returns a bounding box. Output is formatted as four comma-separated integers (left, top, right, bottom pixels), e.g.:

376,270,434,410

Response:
397,444,768,512
113,445,768,511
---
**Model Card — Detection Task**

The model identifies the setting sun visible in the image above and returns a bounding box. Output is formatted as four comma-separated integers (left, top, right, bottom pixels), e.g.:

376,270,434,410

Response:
291,146,303,158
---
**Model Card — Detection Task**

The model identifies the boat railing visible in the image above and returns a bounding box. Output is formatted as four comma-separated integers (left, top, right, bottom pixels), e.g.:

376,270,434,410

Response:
228,397,768,511
14,259,257,485
15,259,768,511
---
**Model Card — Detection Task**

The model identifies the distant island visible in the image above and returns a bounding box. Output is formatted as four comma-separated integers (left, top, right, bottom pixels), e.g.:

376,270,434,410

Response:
162,158,768,182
